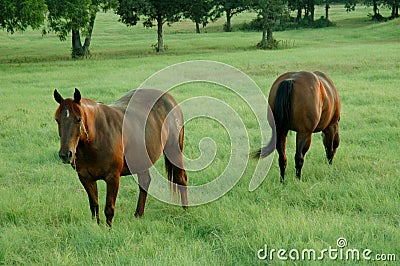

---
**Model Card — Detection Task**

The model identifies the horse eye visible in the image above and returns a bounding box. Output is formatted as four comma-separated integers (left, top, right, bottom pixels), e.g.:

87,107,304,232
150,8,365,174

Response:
76,118,82,124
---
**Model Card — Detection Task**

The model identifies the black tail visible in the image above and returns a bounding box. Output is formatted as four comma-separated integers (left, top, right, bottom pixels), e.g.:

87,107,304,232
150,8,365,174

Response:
165,156,174,184
164,155,182,191
164,127,187,193
251,132,276,159
252,79,293,159
252,113,277,159
274,79,293,132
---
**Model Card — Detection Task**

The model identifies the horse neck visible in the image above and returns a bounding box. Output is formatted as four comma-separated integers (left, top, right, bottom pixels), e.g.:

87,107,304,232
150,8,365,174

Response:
80,99,99,143
80,100,124,143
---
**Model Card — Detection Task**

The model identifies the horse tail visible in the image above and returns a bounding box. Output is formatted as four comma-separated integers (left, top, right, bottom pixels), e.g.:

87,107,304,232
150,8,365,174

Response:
273,79,293,132
164,125,188,194
252,79,292,159
251,129,276,159
165,155,174,185
164,151,186,192
251,113,277,159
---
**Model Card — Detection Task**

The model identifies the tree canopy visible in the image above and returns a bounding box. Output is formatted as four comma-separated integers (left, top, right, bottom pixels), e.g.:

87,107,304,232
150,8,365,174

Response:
0,0,47,33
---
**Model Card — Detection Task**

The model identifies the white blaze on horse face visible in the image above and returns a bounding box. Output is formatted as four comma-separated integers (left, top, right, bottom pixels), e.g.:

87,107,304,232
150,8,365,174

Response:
65,109,69,118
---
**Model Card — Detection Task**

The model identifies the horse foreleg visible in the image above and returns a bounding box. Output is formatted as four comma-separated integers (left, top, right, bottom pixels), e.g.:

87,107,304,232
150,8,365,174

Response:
78,175,100,224
135,170,151,217
105,174,120,227
276,130,288,182
295,133,312,179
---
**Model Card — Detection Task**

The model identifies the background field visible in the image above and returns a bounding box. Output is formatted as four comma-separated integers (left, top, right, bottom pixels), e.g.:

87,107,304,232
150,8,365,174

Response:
0,5,399,265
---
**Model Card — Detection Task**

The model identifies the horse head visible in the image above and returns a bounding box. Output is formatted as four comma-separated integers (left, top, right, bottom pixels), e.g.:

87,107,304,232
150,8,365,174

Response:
54,88,88,165
322,119,340,164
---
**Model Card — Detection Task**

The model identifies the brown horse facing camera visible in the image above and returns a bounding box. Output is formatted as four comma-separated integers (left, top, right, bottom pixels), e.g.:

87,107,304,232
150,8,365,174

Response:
54,88,188,226
253,71,341,182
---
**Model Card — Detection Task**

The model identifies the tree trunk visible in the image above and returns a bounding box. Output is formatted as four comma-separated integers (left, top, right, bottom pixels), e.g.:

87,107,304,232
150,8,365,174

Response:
297,7,302,22
391,0,399,17
195,21,200,33
225,9,232,32
72,29,83,58
157,14,163,52
310,0,315,22
304,5,309,20
259,16,267,49
258,15,275,49
266,26,273,47
325,0,330,22
373,1,378,17
392,3,395,17
83,13,96,57
71,13,96,58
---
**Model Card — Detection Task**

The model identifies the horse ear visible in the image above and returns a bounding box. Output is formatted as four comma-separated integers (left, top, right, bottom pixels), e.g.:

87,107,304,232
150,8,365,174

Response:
74,88,81,104
54,89,63,104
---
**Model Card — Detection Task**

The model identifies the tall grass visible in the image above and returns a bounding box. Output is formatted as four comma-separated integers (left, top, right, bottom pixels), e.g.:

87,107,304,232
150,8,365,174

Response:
0,5,399,265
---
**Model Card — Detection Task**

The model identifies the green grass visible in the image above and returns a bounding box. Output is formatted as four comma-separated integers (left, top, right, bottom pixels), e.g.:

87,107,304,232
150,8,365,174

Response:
1,5,399,265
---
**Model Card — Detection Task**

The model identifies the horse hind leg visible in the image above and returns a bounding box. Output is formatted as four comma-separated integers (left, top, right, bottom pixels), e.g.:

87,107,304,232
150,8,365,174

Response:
135,170,151,217
276,129,288,182
295,133,312,179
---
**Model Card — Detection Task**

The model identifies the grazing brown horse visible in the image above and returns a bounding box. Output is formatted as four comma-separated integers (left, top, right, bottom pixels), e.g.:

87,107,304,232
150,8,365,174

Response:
253,71,341,182
54,88,188,226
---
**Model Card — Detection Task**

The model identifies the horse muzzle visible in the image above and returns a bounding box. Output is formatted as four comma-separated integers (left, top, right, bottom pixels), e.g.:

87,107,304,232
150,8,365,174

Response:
59,150,74,164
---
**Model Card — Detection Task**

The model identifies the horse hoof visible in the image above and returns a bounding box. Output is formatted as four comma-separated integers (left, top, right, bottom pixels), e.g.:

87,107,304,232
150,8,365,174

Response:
134,212,144,218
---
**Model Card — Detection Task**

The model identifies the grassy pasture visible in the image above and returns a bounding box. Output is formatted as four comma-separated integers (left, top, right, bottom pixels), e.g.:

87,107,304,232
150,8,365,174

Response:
0,5,399,265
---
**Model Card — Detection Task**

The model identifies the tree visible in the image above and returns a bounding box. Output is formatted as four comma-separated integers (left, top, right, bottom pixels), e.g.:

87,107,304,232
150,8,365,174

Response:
45,0,114,58
117,0,184,52
386,0,399,18
325,0,330,24
213,0,249,32
364,0,385,19
252,0,287,49
0,0,47,33
183,0,215,33
305,0,315,22
344,0,357,12
288,0,315,24
291,0,305,22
